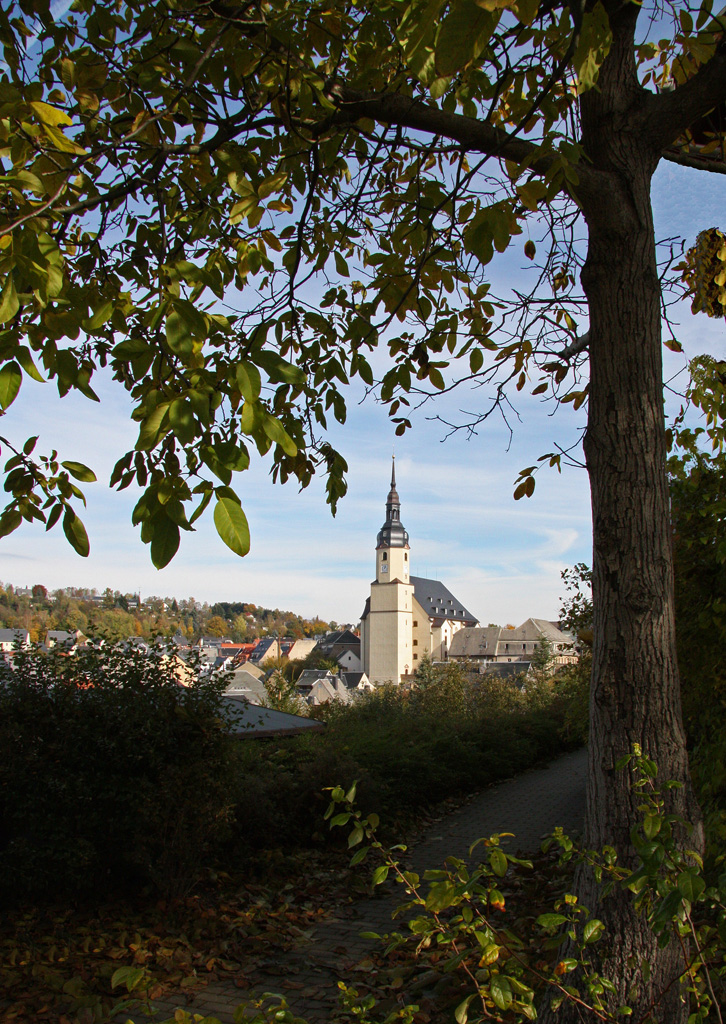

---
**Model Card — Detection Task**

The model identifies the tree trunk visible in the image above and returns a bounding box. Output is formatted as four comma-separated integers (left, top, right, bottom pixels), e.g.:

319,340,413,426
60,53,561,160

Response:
541,8,704,1022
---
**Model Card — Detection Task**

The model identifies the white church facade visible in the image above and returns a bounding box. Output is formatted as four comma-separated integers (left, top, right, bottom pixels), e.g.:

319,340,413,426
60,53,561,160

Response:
360,459,478,684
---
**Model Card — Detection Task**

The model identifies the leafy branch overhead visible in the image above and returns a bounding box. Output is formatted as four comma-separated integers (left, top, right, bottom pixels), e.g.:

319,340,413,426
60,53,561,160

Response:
1,0,725,564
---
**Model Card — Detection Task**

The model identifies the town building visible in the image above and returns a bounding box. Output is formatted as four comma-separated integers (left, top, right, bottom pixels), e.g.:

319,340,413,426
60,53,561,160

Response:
448,618,578,667
359,459,478,684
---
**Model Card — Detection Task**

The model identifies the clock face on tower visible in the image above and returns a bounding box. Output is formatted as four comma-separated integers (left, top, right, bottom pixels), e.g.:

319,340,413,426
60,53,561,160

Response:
381,564,388,572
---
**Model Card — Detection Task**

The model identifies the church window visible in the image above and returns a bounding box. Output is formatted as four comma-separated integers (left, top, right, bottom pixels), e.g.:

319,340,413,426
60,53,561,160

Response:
413,620,418,627
382,552,387,560
404,552,408,561
413,654,418,661
413,639,418,646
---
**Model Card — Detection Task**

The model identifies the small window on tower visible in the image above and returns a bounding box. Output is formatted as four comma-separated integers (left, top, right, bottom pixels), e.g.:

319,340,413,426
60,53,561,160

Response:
404,553,408,561
382,552,387,560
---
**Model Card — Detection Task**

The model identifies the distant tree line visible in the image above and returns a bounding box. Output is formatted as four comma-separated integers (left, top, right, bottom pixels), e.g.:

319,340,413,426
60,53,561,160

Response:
0,583,336,644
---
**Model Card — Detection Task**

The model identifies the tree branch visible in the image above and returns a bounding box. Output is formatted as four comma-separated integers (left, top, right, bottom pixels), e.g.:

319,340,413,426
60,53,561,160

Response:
559,331,590,361
640,14,726,150
321,83,602,197
661,144,726,175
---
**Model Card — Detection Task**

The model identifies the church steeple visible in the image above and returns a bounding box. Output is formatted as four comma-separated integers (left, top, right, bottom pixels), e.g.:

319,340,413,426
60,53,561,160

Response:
376,455,410,549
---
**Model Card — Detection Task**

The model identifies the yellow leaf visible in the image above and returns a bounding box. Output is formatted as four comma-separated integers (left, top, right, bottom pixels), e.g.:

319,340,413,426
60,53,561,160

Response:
30,101,73,127
41,123,86,155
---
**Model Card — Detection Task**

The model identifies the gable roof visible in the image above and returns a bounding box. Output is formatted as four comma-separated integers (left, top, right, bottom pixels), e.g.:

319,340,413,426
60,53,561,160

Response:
410,576,478,625
448,626,502,659
0,628,29,644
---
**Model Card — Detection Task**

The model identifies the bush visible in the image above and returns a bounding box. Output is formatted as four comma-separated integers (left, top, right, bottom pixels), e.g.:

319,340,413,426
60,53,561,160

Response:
0,645,238,904
225,663,578,855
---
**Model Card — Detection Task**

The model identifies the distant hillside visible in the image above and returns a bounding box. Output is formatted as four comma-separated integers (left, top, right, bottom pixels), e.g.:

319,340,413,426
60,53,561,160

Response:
0,582,338,644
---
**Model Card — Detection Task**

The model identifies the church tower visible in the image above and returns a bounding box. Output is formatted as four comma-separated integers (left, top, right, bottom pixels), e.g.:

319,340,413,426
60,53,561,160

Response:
361,457,414,684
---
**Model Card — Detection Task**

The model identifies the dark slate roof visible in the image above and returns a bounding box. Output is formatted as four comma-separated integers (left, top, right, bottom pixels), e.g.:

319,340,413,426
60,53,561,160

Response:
340,672,367,689
0,628,29,644
482,661,531,678
360,596,371,621
296,669,337,689
376,457,410,549
411,576,478,625
249,637,277,660
316,628,360,653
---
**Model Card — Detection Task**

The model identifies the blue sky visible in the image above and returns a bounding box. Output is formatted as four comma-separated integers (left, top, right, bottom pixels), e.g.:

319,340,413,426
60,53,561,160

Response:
1,160,725,626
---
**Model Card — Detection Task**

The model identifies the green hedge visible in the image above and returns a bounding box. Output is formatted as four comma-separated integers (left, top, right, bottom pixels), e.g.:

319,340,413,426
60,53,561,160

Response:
228,665,579,853
0,652,578,904
0,646,237,904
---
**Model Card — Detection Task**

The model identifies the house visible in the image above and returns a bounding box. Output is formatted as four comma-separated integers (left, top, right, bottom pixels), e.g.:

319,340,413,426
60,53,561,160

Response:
448,618,577,667
0,628,30,651
224,667,269,704
359,458,478,684
45,629,86,651
285,637,318,661
296,668,373,705
313,629,362,671
249,636,287,665
196,635,233,648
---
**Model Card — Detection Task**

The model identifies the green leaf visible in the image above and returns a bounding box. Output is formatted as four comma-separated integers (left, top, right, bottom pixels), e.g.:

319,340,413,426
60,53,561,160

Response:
0,509,22,537
489,847,508,877
536,913,568,931
16,347,45,382
0,362,22,409
256,350,306,386
677,871,705,903
455,995,476,1024
236,361,262,403
490,975,512,1011
0,276,20,324
334,251,350,277
372,865,389,886
149,515,180,569
583,918,605,944
348,824,364,848
643,813,661,839
84,299,114,332
213,496,250,557
573,1,613,93
62,508,90,557
62,461,97,483
135,403,170,451
436,1,495,76
166,311,194,359
169,398,197,444
262,414,298,456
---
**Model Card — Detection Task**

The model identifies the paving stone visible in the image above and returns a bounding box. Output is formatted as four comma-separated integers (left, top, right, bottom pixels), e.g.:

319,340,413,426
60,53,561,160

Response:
120,748,587,1024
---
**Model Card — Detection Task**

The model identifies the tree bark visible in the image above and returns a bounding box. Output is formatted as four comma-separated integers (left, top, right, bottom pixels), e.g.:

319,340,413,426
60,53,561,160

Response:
543,7,705,1022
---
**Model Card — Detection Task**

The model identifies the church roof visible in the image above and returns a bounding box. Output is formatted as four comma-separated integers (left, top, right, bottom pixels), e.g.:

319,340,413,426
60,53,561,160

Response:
376,456,409,549
410,576,478,624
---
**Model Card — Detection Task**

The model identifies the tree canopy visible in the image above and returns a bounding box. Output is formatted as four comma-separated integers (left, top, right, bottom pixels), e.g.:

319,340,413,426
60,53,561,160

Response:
1,0,723,565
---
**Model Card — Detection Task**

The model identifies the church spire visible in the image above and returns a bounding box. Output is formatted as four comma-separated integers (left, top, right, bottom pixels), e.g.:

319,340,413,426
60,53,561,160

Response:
377,455,409,549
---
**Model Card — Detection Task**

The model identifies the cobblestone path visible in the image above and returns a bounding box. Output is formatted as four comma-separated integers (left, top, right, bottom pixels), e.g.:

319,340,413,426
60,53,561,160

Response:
133,748,587,1024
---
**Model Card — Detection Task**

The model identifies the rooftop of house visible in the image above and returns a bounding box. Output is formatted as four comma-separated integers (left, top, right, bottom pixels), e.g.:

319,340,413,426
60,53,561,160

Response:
0,628,29,643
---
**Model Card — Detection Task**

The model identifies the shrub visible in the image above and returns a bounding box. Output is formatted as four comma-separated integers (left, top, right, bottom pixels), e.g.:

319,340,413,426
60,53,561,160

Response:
0,645,238,903
225,665,577,855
